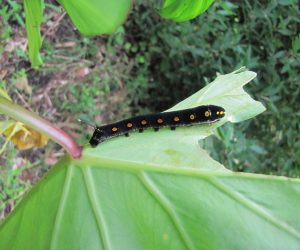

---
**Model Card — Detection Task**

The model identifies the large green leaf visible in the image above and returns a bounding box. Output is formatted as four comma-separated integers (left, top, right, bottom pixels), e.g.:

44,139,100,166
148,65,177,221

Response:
1,68,299,249
1,157,300,249
58,0,132,35
23,0,132,66
24,0,44,67
159,0,215,22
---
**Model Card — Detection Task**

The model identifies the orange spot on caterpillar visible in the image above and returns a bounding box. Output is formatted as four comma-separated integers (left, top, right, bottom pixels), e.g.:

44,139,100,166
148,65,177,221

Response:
157,118,164,124
127,123,133,128
173,116,180,122
141,120,147,125
189,114,196,120
111,127,118,132
205,111,211,117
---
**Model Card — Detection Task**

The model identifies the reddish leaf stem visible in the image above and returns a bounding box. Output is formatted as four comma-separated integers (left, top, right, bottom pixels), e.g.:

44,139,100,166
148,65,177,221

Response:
0,97,82,158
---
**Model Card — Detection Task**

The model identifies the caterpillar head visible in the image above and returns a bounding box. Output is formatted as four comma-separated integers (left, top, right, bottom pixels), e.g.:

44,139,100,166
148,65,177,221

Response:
89,127,104,147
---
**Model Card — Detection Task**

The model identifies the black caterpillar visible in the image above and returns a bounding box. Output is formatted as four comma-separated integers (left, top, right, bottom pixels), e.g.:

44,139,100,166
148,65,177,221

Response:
89,105,225,147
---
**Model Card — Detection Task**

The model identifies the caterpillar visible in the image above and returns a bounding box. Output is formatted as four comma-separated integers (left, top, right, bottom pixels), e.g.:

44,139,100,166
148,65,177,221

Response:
89,104,225,147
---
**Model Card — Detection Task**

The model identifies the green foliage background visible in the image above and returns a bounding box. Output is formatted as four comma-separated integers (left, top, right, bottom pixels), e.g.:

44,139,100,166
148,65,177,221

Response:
0,0,299,219
120,0,300,176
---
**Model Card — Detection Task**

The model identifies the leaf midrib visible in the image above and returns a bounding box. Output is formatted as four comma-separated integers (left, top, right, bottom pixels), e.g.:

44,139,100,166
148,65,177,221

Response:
78,155,300,183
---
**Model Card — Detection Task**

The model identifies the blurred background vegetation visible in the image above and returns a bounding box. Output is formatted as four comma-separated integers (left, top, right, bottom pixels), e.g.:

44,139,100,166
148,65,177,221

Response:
0,0,299,219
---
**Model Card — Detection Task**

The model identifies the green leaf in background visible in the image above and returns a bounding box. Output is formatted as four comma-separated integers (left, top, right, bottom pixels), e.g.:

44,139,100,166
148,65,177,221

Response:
23,0,132,66
24,0,44,67
58,0,133,35
159,0,215,22
2,68,299,250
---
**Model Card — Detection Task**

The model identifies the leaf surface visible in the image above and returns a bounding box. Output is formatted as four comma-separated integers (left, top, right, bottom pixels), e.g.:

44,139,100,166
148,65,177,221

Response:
2,68,298,250
24,0,43,67
58,0,132,35
1,157,300,250
159,0,215,21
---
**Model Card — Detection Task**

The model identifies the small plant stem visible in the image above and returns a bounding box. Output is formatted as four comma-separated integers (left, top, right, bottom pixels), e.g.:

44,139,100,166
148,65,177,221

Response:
0,97,82,158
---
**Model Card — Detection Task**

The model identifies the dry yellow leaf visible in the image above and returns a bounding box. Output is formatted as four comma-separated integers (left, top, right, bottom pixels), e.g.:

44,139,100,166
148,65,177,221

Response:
2,122,48,151
0,87,48,151
9,127,48,150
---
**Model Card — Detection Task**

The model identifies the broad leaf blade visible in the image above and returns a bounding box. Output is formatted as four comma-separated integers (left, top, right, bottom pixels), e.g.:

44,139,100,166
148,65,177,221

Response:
1,68,293,250
160,0,215,21
58,0,132,35
170,67,266,123
24,0,43,67
0,158,300,249
87,67,264,172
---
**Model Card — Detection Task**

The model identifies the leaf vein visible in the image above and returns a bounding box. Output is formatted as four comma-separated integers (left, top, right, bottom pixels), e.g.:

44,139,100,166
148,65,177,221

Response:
208,177,300,240
139,172,195,250
50,164,73,250
82,167,110,250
